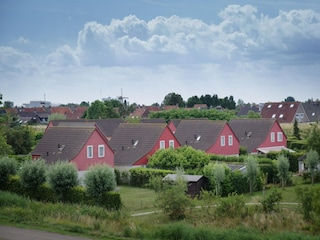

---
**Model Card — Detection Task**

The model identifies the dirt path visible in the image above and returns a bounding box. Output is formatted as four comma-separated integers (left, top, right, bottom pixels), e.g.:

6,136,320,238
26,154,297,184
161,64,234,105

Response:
0,225,92,240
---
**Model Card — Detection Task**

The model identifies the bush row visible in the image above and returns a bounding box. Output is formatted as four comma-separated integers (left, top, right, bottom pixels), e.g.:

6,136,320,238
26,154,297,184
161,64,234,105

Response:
1,175,121,210
129,167,174,187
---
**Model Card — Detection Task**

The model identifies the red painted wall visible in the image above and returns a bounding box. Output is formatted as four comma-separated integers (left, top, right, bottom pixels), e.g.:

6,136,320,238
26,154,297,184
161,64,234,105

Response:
256,122,287,151
72,130,114,171
168,122,177,133
207,124,239,155
134,126,181,166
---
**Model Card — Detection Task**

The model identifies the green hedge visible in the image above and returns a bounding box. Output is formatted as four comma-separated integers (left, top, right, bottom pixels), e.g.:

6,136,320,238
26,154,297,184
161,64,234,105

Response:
129,167,174,187
0,175,121,210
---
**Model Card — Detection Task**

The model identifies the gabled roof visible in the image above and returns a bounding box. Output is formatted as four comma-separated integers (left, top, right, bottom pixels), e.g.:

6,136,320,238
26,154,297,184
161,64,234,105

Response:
31,125,97,165
49,118,124,138
130,108,150,118
302,102,320,122
109,123,168,166
174,119,227,151
228,118,277,153
51,107,87,119
260,102,300,123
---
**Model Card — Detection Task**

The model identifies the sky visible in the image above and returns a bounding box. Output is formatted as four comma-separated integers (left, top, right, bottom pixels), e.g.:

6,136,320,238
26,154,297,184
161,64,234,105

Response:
1,0,320,106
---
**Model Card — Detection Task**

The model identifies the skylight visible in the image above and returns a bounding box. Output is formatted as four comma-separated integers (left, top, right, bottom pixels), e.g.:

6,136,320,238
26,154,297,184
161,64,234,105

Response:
272,114,276,118
290,104,294,108
279,114,283,118
267,104,272,108
278,104,283,108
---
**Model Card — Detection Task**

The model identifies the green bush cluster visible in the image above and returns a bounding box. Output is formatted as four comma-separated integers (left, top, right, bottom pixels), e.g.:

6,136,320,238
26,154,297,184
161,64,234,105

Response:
129,167,173,187
0,157,121,210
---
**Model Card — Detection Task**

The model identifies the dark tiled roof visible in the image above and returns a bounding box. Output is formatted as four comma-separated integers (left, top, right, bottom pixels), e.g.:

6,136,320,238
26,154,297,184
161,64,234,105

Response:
31,126,95,165
174,119,227,151
228,118,276,153
260,102,299,123
50,118,124,138
237,105,260,117
140,118,167,124
302,102,320,122
109,123,167,166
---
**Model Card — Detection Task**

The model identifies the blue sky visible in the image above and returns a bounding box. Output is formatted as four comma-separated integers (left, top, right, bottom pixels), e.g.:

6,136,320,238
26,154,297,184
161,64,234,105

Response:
1,0,320,106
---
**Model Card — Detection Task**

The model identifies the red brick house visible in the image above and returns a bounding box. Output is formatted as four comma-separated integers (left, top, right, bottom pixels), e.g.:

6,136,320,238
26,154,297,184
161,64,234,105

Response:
109,123,181,169
31,123,114,171
174,119,239,156
228,118,290,154
51,106,87,119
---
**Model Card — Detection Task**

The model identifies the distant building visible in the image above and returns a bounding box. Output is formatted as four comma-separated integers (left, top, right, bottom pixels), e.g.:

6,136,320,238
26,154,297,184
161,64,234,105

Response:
23,101,51,108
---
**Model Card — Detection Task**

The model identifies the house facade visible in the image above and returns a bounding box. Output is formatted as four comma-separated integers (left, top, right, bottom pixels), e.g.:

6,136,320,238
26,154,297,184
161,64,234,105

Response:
229,118,289,154
109,123,181,169
31,123,114,171
174,119,239,156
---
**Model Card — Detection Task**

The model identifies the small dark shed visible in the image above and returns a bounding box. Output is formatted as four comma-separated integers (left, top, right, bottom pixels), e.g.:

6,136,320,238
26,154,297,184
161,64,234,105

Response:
163,174,207,198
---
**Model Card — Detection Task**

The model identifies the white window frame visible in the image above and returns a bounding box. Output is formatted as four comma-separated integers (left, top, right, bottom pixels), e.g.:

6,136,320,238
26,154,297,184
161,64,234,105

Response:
87,145,93,158
277,132,283,142
169,140,174,148
270,132,275,142
160,140,165,149
221,136,225,147
228,135,233,146
98,144,105,158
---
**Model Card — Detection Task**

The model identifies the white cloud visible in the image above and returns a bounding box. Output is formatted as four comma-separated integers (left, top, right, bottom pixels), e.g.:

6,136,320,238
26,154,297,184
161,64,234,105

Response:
1,4,320,106
18,36,29,45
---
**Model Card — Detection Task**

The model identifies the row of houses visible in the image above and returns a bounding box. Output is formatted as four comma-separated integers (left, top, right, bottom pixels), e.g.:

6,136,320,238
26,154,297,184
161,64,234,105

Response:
31,118,289,171
5,101,320,125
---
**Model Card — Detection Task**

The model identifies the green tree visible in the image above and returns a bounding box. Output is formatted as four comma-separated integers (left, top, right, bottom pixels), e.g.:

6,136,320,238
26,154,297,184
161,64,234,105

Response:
46,161,78,201
48,113,66,121
186,95,201,108
0,128,13,155
0,156,17,187
276,155,290,189
247,110,261,118
5,126,33,155
86,100,108,119
80,101,90,107
84,164,116,204
293,118,301,140
284,96,295,102
305,150,319,185
245,155,259,194
148,148,185,170
18,159,46,191
163,92,185,107
203,162,226,196
307,124,320,155
155,168,194,220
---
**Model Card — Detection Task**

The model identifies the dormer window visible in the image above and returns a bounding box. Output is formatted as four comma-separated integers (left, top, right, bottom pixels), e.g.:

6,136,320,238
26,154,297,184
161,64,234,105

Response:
132,140,139,147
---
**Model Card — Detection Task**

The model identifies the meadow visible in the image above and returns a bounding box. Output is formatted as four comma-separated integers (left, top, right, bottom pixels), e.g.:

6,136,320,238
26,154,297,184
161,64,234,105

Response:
1,175,319,240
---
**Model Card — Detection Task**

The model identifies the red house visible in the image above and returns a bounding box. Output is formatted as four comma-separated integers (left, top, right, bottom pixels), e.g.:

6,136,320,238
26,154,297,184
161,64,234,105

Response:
109,123,181,169
31,123,114,171
228,118,290,154
173,119,239,156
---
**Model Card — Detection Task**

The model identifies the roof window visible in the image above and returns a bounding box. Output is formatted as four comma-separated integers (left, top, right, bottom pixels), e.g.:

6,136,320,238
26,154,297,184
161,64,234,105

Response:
267,104,272,108
279,114,284,118
290,104,294,108
272,114,276,118
278,104,283,108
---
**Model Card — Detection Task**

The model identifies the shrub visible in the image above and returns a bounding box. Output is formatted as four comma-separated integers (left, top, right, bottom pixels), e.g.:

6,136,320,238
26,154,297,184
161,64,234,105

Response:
46,161,78,201
155,169,194,220
260,189,282,213
84,164,116,204
0,156,17,188
129,167,173,187
18,159,46,191
215,193,247,218
295,186,314,222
